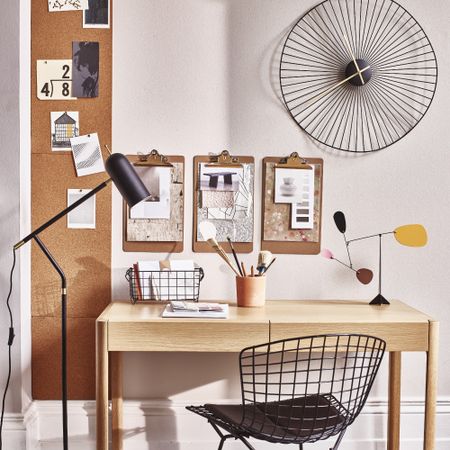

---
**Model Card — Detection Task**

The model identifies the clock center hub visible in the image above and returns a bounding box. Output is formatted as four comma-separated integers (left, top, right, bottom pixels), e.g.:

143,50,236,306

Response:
345,59,372,86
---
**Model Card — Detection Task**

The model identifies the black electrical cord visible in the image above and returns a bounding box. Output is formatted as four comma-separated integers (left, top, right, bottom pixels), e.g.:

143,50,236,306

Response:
0,248,16,450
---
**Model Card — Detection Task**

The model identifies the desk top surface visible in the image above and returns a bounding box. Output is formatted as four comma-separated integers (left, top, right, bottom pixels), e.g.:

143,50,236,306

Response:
98,299,434,325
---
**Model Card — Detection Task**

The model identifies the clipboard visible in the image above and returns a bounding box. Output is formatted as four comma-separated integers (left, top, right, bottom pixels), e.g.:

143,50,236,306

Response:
193,151,255,253
123,151,185,253
261,153,323,255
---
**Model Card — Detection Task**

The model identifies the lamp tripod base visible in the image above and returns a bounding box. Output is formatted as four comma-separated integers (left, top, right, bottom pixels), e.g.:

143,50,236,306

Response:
370,294,390,305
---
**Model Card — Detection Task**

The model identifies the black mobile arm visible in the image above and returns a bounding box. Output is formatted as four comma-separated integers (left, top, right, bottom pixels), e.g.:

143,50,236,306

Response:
347,232,394,306
12,153,150,450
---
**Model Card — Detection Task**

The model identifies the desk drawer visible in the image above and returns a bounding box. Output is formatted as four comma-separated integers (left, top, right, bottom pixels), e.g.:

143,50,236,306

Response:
269,322,429,351
108,321,270,352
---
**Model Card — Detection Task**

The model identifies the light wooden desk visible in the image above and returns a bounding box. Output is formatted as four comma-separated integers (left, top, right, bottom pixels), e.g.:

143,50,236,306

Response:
96,300,438,450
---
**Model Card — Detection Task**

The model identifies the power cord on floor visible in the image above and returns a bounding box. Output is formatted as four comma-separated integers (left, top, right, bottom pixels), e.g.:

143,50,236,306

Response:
0,248,17,450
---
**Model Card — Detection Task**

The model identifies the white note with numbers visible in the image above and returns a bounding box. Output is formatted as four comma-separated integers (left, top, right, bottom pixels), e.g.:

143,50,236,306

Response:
37,60,76,100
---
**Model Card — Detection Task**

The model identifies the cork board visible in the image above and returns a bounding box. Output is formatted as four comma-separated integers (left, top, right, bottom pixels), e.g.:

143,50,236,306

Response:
261,157,323,255
31,0,112,400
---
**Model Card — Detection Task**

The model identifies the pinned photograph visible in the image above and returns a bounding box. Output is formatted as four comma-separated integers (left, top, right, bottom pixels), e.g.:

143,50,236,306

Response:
83,0,110,28
72,41,99,98
199,163,243,192
51,111,79,151
67,189,96,229
70,133,105,177
49,0,88,12
130,167,171,219
274,167,314,204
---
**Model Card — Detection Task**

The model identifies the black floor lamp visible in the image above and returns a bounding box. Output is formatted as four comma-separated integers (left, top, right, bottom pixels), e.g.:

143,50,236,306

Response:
13,153,150,450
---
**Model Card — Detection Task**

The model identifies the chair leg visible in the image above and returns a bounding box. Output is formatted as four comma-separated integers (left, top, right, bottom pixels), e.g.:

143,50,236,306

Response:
330,428,347,450
217,434,233,450
236,435,256,450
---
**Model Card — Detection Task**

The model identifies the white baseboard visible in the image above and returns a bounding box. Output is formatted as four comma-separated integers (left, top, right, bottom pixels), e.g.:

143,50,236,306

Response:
1,413,26,450
9,398,450,450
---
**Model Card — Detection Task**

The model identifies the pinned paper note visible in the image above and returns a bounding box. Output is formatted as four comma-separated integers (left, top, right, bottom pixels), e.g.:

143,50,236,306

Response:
48,0,88,12
67,189,96,229
83,0,110,28
51,111,79,151
70,133,105,177
72,41,99,98
37,60,75,100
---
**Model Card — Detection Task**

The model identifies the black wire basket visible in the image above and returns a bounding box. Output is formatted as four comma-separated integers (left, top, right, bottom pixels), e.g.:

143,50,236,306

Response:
125,266,204,303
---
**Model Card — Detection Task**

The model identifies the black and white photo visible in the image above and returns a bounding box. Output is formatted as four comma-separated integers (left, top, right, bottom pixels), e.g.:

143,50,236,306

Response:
67,189,96,229
72,41,99,98
83,0,110,28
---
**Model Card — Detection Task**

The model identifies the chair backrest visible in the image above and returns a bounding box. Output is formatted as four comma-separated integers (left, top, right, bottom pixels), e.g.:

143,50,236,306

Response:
239,334,386,443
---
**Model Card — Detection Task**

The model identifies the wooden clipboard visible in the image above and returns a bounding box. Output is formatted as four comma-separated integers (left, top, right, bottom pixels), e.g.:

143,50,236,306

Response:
261,153,323,255
123,152,185,253
193,151,254,253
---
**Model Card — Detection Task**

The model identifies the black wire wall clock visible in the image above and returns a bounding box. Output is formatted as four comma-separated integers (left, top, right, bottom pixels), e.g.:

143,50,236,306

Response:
279,0,438,152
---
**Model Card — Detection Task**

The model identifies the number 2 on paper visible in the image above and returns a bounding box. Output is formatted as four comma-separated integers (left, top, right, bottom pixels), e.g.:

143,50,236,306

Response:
37,60,75,100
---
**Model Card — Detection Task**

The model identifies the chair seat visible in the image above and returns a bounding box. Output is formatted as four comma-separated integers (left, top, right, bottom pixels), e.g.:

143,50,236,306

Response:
202,394,347,444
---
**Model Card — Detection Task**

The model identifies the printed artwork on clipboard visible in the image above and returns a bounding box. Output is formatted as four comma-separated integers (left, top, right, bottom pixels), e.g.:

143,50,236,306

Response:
126,162,184,242
197,162,254,243
263,162,321,242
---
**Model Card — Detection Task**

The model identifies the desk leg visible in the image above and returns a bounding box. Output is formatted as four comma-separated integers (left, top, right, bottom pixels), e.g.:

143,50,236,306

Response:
424,321,439,450
96,320,109,450
388,352,401,450
111,352,123,450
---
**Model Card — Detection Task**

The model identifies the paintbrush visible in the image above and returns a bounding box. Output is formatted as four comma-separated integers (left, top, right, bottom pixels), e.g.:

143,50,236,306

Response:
257,250,273,275
263,257,277,274
227,237,243,276
206,238,241,277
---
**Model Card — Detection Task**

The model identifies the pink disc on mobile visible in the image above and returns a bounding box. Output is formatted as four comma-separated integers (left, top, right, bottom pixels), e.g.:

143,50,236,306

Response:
321,249,334,259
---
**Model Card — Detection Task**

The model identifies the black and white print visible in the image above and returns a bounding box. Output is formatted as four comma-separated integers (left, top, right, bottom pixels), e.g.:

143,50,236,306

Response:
70,133,105,177
67,189,96,229
72,41,99,98
83,0,110,28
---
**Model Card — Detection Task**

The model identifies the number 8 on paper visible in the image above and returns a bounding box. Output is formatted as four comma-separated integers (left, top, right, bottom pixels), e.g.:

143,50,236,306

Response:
37,60,76,100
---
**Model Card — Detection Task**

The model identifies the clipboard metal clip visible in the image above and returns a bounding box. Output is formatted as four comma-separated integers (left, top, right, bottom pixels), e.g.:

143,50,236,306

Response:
276,152,312,170
134,149,173,167
206,150,242,168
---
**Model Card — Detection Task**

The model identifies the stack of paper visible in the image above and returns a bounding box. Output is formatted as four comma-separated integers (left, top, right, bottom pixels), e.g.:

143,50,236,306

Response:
162,302,229,319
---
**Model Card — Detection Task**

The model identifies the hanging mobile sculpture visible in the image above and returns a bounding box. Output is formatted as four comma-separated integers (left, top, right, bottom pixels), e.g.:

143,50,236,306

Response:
322,211,428,305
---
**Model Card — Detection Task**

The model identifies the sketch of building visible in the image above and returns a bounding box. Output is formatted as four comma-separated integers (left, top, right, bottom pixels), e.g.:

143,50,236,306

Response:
51,111,79,150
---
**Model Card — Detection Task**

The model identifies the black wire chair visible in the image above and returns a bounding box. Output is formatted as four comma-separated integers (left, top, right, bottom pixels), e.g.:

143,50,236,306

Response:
187,334,386,450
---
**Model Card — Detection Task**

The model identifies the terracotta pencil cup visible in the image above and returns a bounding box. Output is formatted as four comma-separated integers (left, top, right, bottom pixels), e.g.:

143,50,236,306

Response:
236,276,266,307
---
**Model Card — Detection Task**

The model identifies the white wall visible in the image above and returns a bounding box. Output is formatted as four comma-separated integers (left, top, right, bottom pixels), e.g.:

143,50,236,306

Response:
0,0,24,447
114,0,450,447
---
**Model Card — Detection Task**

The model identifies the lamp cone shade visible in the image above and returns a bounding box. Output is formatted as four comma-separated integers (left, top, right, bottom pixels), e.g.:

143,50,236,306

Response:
394,224,428,247
105,153,150,207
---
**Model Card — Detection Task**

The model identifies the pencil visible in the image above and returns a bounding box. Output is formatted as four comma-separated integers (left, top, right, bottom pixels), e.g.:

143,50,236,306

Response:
241,262,247,277
227,237,243,277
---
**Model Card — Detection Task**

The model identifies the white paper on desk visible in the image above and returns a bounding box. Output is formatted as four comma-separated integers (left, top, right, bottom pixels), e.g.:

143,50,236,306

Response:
162,304,229,319
70,133,105,177
49,0,88,12
167,260,196,300
130,167,171,219
137,260,160,300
